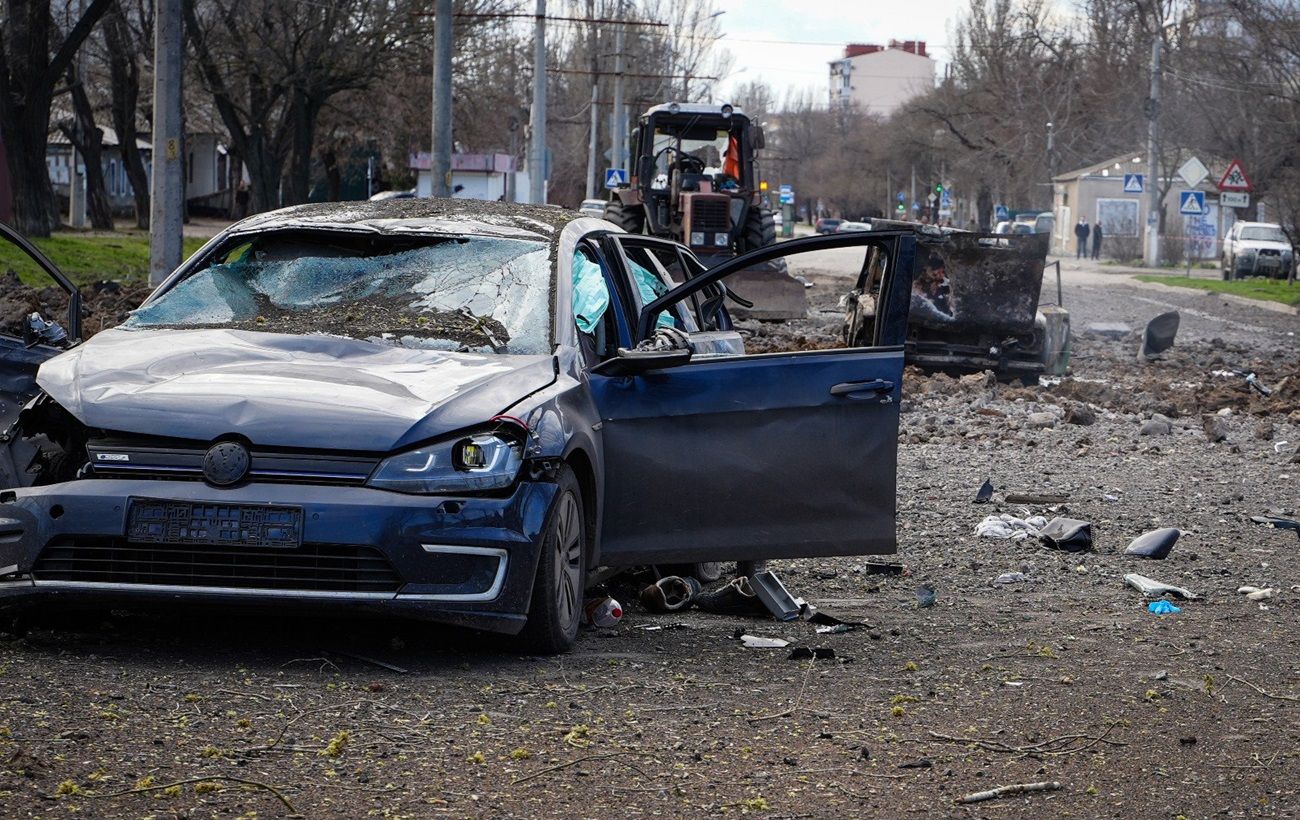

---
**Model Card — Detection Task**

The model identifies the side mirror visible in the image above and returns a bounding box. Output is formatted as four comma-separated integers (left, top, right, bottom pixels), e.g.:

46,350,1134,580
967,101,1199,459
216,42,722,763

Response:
749,126,766,150
590,346,692,377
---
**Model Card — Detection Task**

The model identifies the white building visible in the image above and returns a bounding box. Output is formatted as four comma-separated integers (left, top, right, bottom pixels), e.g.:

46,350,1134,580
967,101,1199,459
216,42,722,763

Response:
410,152,529,203
829,41,936,118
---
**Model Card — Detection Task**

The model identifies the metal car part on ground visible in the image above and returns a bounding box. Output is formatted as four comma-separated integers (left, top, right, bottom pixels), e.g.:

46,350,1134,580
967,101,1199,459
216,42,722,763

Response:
602,102,808,320
0,201,930,653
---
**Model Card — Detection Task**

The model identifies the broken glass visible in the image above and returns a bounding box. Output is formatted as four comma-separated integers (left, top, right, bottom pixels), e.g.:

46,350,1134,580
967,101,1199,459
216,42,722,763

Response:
122,237,553,355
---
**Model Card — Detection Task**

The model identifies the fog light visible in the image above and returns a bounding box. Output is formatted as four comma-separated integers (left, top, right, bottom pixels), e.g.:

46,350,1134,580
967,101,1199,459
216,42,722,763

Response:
690,231,705,246
714,233,729,247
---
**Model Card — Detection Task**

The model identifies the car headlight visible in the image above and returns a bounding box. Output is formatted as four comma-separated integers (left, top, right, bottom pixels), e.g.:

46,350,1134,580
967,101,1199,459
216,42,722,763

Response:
1241,248,1257,257
367,433,522,494
689,231,705,246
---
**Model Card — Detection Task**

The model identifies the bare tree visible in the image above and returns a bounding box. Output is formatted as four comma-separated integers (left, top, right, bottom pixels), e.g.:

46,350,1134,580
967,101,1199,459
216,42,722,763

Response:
0,0,114,235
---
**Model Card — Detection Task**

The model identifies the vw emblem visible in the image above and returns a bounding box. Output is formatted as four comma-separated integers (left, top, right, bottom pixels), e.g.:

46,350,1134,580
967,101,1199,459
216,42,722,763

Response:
203,441,250,486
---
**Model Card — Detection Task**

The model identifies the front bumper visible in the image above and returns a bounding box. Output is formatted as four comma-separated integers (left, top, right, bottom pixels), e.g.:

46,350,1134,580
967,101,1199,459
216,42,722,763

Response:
0,478,558,635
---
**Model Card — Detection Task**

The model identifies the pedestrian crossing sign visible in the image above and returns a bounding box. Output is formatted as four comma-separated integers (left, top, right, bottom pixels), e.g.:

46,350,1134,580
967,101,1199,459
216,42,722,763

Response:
1178,190,1206,216
1123,174,1144,194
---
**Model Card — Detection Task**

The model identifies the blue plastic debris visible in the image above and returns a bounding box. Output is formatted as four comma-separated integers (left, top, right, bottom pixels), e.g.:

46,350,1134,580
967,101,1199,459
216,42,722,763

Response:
1148,600,1180,615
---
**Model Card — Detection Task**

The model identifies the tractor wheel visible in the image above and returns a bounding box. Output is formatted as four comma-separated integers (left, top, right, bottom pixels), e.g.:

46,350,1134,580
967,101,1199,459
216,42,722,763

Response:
737,207,778,254
603,200,646,235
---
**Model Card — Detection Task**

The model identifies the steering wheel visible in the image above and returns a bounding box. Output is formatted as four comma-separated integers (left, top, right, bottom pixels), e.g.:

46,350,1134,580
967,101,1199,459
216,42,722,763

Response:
653,145,706,176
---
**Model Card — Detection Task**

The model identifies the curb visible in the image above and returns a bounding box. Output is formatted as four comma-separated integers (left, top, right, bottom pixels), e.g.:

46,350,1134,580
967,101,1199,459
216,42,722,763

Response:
1119,277,1300,317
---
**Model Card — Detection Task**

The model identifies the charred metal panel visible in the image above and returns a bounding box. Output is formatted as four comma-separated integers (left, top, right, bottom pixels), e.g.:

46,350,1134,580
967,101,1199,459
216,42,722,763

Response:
910,234,1048,335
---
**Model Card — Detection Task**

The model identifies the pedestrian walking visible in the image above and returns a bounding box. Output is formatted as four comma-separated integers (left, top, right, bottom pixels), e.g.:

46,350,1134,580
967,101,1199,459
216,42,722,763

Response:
1074,218,1090,259
1091,222,1104,260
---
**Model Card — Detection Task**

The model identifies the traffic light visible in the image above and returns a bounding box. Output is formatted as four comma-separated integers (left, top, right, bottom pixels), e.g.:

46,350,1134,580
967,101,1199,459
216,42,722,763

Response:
935,183,944,194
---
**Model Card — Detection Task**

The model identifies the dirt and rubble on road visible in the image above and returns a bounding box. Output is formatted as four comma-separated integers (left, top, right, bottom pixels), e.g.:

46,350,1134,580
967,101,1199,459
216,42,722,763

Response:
1,265,1298,818
0,272,152,340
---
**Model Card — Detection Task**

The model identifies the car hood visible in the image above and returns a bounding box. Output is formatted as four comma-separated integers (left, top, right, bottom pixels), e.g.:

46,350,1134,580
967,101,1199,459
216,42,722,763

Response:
38,328,556,451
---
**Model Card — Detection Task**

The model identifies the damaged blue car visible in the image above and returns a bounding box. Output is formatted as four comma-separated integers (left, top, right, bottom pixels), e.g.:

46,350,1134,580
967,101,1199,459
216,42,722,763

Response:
0,199,918,652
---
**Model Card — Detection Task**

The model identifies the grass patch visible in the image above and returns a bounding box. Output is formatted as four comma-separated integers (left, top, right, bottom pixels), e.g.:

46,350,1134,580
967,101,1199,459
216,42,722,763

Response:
0,231,207,287
1134,274,1300,307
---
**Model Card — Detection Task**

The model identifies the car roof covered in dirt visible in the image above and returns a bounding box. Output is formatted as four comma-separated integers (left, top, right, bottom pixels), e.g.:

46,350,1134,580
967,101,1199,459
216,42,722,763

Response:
225,198,584,246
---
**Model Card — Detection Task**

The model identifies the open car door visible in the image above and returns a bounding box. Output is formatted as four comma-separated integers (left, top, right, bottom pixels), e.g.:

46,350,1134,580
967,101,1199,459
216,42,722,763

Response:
0,223,81,488
589,231,916,566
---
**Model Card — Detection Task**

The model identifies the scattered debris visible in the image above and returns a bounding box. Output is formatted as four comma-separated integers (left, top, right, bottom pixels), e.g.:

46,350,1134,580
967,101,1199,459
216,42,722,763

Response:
1125,573,1198,600
750,570,804,622
975,478,994,504
1250,515,1300,539
639,576,700,613
582,597,623,628
696,576,767,616
1064,403,1096,426
956,781,1062,805
1237,586,1275,602
1124,528,1180,560
1086,322,1131,339
1025,412,1058,429
915,583,937,609
1202,414,1230,443
807,611,866,634
327,650,408,674
787,647,835,660
1139,311,1180,359
1245,372,1273,397
897,758,933,769
1139,416,1174,436
1037,517,1093,552
994,572,1028,585
740,634,790,649
1148,600,1181,615
1004,492,1069,504
633,623,687,631
976,514,1048,540
858,561,905,575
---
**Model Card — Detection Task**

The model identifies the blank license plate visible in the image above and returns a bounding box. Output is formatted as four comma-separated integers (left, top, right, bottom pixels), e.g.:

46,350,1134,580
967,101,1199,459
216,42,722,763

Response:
127,499,304,548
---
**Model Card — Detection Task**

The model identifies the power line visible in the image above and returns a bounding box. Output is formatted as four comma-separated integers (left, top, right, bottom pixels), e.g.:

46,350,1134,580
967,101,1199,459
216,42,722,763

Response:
412,10,669,28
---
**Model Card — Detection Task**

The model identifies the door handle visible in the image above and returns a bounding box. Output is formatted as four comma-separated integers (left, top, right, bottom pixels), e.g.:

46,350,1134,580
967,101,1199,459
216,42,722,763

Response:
830,379,895,401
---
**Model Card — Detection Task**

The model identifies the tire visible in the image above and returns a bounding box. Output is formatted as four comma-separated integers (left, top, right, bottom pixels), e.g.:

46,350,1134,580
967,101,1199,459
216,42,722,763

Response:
603,200,645,235
661,562,724,584
517,468,586,654
737,206,778,254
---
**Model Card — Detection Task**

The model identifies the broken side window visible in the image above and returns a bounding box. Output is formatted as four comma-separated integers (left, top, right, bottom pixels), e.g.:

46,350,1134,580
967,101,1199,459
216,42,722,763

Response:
122,236,554,355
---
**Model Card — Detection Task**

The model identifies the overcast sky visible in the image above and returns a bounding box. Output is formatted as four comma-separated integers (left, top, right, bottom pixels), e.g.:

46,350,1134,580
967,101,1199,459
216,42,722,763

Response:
711,0,969,103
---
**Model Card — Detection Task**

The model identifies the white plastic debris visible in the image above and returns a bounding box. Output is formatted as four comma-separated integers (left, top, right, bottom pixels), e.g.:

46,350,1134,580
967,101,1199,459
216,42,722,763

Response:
976,514,1049,540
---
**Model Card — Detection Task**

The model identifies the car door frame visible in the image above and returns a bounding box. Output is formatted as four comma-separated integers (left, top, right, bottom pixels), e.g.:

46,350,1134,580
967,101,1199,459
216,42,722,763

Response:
0,222,82,342
587,230,919,566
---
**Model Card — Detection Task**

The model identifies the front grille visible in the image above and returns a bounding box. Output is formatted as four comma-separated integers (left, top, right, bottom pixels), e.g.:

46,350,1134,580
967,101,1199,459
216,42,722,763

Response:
33,538,402,593
691,198,730,232
86,438,378,487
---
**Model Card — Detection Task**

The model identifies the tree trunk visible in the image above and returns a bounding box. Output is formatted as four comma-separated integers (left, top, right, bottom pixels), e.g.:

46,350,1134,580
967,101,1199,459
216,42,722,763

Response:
104,6,150,229
1,120,59,236
61,69,115,230
977,183,993,231
0,0,114,236
323,147,342,201
284,93,320,205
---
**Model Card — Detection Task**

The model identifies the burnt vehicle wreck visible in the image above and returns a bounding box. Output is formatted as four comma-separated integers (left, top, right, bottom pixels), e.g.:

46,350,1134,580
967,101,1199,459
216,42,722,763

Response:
0,201,933,653
841,227,1069,381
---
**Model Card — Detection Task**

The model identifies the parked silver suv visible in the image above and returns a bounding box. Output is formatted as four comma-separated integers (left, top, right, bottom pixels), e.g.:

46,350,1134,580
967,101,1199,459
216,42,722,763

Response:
1223,221,1294,280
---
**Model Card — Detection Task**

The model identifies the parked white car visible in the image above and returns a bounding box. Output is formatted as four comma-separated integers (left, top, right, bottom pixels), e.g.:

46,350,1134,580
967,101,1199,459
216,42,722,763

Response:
578,198,607,219
1222,221,1294,280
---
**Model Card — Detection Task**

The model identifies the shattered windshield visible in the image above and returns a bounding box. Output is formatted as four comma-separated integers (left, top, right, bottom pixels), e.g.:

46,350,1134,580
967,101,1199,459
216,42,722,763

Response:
122,235,553,354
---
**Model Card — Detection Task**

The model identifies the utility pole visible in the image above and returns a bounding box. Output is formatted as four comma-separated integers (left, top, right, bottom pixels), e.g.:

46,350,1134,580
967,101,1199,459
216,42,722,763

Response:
1144,34,1162,268
909,164,915,219
430,0,453,198
529,0,547,204
585,85,599,200
584,0,598,201
611,24,626,174
149,0,184,286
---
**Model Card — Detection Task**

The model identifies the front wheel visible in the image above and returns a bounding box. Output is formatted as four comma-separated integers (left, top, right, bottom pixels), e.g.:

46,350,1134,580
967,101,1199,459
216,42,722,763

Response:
517,468,586,654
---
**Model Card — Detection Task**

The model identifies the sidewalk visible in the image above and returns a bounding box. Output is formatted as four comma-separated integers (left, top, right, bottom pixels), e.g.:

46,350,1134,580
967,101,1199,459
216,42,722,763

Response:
1049,254,1221,281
